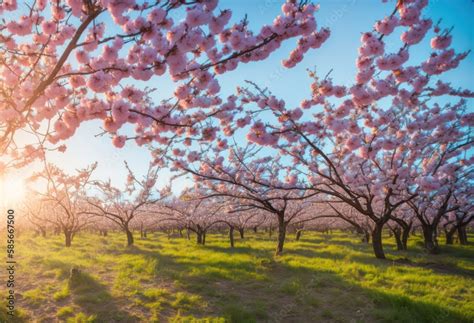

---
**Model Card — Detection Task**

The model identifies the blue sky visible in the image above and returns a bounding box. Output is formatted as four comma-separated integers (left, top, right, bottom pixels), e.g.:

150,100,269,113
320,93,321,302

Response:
6,0,473,196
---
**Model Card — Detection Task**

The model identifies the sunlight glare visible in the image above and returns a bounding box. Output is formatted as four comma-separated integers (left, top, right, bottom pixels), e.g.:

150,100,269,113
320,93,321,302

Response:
0,175,27,204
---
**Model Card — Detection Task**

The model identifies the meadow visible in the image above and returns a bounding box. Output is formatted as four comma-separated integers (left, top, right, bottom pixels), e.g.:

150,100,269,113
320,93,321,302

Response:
0,230,472,323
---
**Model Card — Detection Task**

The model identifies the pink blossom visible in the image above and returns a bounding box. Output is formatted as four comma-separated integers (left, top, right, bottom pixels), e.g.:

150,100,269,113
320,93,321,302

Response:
112,135,126,148
42,20,56,35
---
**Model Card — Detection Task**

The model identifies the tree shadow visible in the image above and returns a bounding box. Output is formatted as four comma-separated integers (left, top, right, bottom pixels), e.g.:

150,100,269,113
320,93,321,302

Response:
68,271,139,322
205,244,256,254
125,237,472,322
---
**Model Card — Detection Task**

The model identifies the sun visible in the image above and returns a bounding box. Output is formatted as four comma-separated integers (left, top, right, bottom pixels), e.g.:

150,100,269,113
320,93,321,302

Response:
0,175,27,204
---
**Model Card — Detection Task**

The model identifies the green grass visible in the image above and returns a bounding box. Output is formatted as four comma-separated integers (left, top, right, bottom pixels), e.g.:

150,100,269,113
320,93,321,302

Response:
0,230,472,322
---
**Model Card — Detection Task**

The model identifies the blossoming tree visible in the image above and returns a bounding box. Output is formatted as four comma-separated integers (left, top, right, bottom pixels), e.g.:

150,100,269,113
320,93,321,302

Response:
0,0,326,169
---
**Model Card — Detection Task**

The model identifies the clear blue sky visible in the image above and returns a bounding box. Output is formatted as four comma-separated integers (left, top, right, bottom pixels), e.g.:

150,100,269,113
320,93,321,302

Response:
12,0,473,194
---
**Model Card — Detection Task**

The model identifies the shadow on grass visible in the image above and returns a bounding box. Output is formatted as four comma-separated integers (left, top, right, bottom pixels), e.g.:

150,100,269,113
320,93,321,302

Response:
124,237,472,323
292,236,474,278
69,271,138,322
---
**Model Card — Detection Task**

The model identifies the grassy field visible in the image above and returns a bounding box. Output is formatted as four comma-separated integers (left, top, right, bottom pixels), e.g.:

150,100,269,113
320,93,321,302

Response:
0,230,472,322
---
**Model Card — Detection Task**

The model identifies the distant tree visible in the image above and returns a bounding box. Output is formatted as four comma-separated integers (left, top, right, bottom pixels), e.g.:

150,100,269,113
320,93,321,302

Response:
86,162,169,246
29,162,98,247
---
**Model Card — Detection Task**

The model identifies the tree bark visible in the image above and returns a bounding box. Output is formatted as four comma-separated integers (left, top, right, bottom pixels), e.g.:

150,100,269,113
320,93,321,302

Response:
458,226,468,245
202,231,206,245
65,231,72,247
229,226,235,248
295,229,303,241
238,228,244,239
445,227,456,245
422,225,439,254
196,232,202,244
275,215,287,256
401,224,411,250
371,223,385,259
361,230,370,244
393,227,404,251
126,228,134,247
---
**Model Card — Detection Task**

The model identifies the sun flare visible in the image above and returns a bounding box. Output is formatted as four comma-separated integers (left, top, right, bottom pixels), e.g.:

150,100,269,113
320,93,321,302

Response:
0,176,27,204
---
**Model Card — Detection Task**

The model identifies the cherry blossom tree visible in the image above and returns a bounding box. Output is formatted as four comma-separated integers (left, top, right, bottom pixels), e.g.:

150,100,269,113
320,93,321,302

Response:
23,198,52,238
29,162,98,247
172,143,316,255
157,190,226,245
86,161,169,246
193,0,473,259
0,0,327,169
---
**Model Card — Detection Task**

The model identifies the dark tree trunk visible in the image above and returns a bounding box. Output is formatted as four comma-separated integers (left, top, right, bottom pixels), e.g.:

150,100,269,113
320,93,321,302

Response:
238,228,244,239
295,229,303,241
371,223,385,259
275,216,287,256
202,231,206,245
422,225,439,254
445,227,456,245
126,229,134,247
253,226,257,233
229,226,235,248
393,228,404,251
361,231,370,244
65,231,72,247
196,232,202,244
186,228,191,240
458,226,468,245
401,224,410,250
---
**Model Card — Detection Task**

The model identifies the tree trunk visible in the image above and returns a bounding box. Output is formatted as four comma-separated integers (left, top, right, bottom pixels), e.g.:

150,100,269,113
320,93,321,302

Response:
361,231,370,244
371,223,385,259
229,226,235,248
126,229,134,247
275,216,287,256
445,227,456,245
202,231,206,245
179,229,183,238
196,232,203,244
253,226,257,233
458,226,468,245
401,225,410,250
295,230,302,241
65,231,72,247
186,228,191,240
238,228,244,239
422,225,439,254
393,228,404,251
